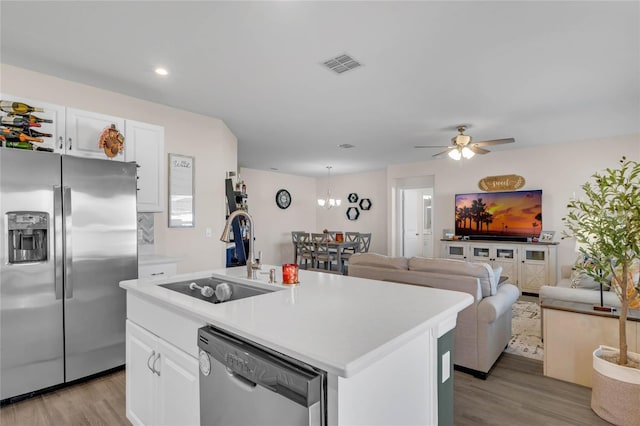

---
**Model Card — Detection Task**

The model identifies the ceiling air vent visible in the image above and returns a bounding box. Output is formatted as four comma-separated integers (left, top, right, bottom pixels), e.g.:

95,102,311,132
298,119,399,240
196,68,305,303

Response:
323,54,361,74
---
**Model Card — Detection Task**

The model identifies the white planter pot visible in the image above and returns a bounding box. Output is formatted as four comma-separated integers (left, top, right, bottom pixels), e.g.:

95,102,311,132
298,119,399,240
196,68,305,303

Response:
591,345,640,426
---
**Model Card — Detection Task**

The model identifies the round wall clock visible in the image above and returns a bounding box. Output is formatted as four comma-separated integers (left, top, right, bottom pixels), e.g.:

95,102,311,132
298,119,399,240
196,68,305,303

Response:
275,189,292,209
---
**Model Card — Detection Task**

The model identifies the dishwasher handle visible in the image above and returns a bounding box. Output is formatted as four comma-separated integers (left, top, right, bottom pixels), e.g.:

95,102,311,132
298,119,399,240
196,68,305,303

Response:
227,369,258,392
198,326,322,408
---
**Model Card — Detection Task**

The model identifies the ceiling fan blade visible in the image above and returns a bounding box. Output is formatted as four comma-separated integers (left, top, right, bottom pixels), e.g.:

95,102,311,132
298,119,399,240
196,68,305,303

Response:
433,148,455,158
469,146,490,155
414,145,451,149
472,138,515,147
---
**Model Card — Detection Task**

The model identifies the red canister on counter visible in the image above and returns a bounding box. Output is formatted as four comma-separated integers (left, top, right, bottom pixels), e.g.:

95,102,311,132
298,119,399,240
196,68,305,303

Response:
282,264,299,284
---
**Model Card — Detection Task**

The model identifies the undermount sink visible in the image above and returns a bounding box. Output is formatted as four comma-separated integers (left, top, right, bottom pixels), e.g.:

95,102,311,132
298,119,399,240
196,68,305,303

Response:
160,277,273,304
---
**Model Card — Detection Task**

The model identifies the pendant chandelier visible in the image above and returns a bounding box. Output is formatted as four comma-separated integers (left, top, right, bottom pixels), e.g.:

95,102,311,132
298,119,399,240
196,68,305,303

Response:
317,166,341,209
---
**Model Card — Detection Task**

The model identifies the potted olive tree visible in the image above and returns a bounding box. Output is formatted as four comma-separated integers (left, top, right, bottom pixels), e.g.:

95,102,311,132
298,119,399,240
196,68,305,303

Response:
562,156,640,425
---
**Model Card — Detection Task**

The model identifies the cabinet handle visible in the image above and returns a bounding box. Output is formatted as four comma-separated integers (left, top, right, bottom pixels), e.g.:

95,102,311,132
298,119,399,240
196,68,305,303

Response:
147,350,156,373
150,272,165,276
68,137,73,150
58,136,63,150
153,353,161,376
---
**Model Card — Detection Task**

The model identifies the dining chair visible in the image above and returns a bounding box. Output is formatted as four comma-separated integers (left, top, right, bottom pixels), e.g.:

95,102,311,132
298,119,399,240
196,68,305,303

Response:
325,231,341,241
298,233,315,269
340,232,360,274
345,232,359,244
314,240,337,271
291,231,308,264
311,233,327,244
358,233,372,253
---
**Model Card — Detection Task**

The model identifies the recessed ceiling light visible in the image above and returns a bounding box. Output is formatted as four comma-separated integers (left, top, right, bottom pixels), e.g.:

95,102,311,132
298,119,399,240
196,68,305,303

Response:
154,67,169,76
338,143,355,149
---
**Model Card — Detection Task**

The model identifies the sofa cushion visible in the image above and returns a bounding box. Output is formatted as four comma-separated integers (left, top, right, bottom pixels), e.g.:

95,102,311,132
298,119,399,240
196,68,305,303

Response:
348,253,409,270
408,257,496,297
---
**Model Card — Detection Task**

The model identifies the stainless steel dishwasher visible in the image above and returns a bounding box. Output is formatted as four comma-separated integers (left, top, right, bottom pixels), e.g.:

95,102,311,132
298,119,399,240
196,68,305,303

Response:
198,326,326,426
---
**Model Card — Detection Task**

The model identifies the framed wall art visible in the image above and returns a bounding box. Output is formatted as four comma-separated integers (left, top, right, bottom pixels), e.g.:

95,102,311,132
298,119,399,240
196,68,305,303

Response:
168,153,195,228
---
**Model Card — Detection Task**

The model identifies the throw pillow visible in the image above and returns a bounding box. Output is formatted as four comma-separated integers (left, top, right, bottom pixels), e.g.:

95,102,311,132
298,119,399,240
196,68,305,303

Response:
493,266,503,285
569,269,601,290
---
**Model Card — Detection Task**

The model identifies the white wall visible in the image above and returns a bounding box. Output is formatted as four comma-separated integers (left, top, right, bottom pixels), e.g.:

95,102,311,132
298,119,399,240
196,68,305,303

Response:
316,169,388,255
387,135,640,269
1,64,238,273
239,168,317,265
239,167,387,265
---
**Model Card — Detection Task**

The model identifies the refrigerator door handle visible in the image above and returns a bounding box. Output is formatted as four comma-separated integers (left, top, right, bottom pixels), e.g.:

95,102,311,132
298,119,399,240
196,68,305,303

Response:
63,186,73,299
54,185,63,300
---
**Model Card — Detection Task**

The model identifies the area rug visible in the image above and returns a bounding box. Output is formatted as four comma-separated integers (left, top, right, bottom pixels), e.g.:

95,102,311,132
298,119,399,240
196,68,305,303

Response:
505,300,544,361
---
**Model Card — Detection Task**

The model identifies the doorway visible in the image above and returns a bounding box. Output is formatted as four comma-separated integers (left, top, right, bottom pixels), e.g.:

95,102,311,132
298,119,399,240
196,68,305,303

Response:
401,188,434,258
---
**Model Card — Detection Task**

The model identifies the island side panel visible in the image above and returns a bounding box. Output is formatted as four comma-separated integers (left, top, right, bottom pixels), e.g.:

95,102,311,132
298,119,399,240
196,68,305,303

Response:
328,331,436,426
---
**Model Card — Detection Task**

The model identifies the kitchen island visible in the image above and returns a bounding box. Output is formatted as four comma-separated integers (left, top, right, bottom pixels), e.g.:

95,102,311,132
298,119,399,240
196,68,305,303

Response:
120,266,473,426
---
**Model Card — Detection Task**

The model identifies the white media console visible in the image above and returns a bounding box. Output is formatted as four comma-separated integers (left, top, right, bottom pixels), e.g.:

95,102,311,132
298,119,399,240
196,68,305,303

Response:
440,239,558,294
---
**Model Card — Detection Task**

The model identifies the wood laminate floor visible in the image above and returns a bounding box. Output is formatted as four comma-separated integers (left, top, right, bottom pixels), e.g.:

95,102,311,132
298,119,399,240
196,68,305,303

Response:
453,353,608,426
1,354,607,426
0,371,128,426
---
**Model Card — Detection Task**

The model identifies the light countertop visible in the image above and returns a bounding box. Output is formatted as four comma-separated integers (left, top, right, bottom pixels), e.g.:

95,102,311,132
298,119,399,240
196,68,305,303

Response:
120,266,473,377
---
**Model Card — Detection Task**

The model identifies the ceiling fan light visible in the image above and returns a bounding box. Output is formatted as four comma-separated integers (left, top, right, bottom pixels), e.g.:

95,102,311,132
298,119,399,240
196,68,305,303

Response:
318,199,326,207
461,147,475,159
335,199,342,207
448,149,462,160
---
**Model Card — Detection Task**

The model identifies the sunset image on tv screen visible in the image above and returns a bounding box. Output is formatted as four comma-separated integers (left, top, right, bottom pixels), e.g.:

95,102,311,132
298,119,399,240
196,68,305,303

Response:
454,190,542,237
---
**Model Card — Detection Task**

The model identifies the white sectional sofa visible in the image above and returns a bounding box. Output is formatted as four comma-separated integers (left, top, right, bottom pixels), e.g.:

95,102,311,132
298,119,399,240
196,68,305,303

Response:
539,265,621,308
348,253,520,378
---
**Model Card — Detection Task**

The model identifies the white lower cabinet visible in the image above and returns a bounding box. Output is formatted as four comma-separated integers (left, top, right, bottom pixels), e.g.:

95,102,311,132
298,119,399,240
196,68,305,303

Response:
138,262,177,279
441,240,558,294
126,320,199,426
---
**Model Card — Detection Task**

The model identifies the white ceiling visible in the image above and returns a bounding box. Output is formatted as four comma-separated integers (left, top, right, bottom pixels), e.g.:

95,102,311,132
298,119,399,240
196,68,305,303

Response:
1,1,638,177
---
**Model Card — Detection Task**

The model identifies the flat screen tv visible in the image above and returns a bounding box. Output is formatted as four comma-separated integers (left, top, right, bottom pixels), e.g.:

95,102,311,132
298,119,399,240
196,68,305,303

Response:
455,190,542,238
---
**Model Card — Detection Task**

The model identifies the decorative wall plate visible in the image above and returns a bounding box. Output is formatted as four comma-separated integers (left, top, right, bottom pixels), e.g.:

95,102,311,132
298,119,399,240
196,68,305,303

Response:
275,189,291,209
348,193,359,203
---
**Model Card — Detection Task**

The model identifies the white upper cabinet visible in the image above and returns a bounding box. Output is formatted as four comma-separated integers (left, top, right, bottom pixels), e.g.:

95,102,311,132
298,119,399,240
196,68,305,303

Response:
125,120,165,212
2,95,165,212
65,108,126,161
0,93,66,153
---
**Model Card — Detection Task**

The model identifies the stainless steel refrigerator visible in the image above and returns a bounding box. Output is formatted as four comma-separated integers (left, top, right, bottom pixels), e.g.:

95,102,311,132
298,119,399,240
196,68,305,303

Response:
0,149,137,401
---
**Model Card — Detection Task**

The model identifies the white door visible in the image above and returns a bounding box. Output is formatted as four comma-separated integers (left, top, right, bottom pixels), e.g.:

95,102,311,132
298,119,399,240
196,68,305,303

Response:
126,321,157,426
403,188,434,258
156,338,200,426
403,189,419,257
66,108,125,160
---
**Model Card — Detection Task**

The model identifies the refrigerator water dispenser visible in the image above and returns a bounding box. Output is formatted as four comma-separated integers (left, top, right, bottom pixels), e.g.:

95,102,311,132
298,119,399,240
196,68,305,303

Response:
7,211,48,263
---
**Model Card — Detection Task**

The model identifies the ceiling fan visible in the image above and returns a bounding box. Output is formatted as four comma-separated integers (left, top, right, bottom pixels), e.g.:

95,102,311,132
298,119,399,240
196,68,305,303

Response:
415,126,515,160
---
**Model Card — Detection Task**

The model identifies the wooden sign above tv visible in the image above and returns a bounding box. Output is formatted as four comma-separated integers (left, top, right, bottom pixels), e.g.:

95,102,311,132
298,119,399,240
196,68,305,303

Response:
478,174,525,192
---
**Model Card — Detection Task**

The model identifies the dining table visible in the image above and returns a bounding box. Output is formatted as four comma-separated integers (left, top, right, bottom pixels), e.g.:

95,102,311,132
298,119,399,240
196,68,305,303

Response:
325,239,358,273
